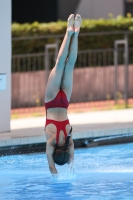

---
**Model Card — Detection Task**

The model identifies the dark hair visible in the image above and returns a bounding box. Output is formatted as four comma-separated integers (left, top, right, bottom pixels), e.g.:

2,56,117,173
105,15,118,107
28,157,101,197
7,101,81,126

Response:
53,127,72,165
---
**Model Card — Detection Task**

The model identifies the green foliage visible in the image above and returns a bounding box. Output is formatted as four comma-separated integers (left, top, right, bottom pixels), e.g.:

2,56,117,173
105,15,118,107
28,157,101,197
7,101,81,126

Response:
12,16,133,54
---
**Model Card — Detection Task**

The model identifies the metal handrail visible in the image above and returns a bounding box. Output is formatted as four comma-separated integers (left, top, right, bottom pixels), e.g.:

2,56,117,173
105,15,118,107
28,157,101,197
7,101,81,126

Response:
12,31,133,41
12,47,133,58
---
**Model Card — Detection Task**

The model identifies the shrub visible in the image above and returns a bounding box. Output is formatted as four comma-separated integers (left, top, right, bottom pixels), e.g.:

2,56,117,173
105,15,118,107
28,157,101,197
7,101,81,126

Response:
12,15,133,54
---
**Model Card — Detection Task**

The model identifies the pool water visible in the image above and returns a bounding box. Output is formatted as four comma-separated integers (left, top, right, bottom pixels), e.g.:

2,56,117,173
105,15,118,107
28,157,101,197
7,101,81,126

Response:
0,142,133,200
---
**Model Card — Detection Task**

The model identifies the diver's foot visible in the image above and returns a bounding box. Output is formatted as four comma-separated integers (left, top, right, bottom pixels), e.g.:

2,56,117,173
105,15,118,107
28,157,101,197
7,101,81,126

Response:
67,14,74,34
74,14,82,33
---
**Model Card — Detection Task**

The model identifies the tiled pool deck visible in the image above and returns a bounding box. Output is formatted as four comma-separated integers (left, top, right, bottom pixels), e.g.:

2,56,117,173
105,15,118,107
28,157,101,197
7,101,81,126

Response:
0,109,133,150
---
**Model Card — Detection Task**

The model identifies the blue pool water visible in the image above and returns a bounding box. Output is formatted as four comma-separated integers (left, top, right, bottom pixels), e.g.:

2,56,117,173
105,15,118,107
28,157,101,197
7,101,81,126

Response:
0,143,133,200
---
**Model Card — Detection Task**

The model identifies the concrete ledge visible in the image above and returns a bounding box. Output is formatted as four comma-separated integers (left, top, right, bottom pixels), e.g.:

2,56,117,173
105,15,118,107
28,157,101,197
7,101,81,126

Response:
73,127,133,140
0,134,133,157
0,125,133,150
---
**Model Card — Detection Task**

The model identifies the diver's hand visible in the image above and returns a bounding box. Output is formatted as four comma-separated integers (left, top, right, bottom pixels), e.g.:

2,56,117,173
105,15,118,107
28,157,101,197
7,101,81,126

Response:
52,173,58,178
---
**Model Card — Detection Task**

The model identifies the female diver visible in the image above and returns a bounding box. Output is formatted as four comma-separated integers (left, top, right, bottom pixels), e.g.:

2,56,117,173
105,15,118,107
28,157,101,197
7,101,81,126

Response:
44,14,82,175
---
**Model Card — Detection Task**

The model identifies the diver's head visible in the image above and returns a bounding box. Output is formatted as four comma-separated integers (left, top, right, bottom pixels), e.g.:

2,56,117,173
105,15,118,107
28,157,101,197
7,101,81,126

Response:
53,127,72,165
53,145,69,165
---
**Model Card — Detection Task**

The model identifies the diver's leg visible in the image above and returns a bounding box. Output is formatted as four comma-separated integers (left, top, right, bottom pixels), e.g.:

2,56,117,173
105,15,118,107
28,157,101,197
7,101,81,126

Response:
45,14,74,102
61,14,82,101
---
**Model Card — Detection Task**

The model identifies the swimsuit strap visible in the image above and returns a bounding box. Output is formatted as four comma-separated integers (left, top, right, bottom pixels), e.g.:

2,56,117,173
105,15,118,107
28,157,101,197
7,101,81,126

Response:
56,120,69,144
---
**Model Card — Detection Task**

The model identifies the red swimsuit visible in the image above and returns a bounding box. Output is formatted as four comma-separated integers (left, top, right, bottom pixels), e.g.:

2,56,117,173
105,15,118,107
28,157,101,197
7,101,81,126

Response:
45,90,71,144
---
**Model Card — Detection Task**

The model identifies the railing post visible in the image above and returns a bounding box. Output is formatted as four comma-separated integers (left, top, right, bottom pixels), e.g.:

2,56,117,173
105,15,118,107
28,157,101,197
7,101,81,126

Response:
44,43,59,89
44,47,49,88
114,42,118,104
124,33,129,107
114,38,129,107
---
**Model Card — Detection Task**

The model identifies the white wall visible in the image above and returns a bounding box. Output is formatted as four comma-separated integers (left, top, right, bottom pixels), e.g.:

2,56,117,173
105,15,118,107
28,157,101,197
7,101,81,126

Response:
76,0,124,19
0,0,11,132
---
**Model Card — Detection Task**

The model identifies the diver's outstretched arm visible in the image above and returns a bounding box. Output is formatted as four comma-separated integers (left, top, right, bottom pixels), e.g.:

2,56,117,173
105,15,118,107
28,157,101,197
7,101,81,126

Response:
46,142,58,175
